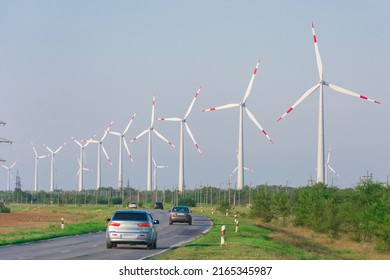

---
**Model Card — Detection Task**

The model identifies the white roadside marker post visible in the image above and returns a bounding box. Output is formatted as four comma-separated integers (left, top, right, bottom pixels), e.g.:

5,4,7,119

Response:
235,220,239,233
221,225,226,246
225,209,229,216
61,217,64,230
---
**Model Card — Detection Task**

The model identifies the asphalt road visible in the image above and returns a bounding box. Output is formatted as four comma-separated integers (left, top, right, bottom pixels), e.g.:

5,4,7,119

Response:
0,209,212,260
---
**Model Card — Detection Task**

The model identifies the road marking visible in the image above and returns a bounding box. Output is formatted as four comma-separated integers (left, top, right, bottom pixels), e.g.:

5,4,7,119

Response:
60,250,71,253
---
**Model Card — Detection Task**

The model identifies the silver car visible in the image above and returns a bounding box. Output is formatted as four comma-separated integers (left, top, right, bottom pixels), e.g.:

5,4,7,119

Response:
106,210,159,249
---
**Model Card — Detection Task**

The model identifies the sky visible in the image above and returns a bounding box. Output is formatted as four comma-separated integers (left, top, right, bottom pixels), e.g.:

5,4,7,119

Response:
0,0,389,191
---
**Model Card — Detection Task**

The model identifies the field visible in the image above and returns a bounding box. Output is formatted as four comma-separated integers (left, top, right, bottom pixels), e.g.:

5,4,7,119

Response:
1,204,389,259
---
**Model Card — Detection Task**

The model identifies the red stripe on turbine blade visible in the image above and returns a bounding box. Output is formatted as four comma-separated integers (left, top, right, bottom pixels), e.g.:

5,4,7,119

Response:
360,95,368,100
313,35,317,43
210,108,216,111
253,68,258,75
160,118,165,120
195,144,199,149
287,107,293,113
375,100,381,104
277,117,282,122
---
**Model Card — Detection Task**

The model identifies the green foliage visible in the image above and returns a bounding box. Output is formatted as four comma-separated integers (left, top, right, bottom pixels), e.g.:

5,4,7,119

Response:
178,197,196,207
0,205,11,213
251,189,274,223
217,201,232,214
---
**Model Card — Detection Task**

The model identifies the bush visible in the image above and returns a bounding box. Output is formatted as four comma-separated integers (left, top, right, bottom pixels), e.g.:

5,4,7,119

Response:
0,205,11,213
178,197,196,207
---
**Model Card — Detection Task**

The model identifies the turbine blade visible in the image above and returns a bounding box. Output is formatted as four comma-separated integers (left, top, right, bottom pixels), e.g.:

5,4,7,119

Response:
328,165,339,176
123,113,137,135
277,83,320,122
101,120,114,142
72,137,82,147
101,144,112,166
184,122,202,155
152,156,156,167
245,107,273,143
54,143,66,154
157,117,182,122
31,143,38,157
122,137,133,162
108,131,122,137
327,148,331,165
43,144,54,154
312,21,323,80
244,167,254,172
230,167,238,176
202,103,240,112
184,85,202,120
243,58,261,103
10,161,17,169
129,129,149,143
327,83,381,104
153,129,175,148
151,95,156,127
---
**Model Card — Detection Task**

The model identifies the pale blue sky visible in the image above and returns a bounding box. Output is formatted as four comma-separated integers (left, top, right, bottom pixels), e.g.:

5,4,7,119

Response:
1,0,389,191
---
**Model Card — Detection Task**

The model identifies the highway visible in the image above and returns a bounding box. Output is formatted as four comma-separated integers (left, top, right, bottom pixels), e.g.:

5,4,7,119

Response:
0,209,212,260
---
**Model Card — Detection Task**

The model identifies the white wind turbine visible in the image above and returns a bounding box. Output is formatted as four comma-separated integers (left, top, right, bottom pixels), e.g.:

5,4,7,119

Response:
71,135,95,192
152,157,168,201
202,59,273,190
31,143,49,192
83,121,113,190
1,160,18,191
157,86,202,193
108,114,136,191
277,22,380,183
75,154,93,178
129,95,175,192
44,143,66,192
325,148,339,185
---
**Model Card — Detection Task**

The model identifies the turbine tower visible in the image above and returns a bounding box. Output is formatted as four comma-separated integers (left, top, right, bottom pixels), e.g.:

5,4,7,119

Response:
1,161,18,191
157,86,202,193
83,121,113,190
108,114,136,191
71,135,95,192
44,143,66,192
277,22,380,183
129,95,175,192
31,143,49,192
202,59,273,190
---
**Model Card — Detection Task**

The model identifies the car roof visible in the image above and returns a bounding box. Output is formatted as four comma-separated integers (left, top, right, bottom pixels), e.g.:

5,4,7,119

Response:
113,209,150,214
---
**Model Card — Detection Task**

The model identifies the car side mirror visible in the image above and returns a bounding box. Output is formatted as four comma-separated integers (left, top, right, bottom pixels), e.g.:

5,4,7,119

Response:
153,220,160,225
106,218,111,222
168,210,171,213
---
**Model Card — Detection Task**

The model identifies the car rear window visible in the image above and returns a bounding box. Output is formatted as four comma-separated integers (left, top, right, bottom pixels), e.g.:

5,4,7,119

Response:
112,212,147,221
172,207,189,213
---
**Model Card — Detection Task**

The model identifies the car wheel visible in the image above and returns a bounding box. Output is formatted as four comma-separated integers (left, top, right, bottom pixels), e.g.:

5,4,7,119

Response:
189,221,192,225
106,242,113,249
153,238,157,249
169,220,173,225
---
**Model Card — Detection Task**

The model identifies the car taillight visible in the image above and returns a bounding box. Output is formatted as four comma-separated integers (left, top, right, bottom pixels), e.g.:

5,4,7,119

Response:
108,221,121,226
170,213,175,217
138,222,150,228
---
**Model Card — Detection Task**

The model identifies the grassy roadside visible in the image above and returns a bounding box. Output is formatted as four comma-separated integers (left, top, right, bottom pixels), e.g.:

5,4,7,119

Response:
0,204,116,246
154,205,390,260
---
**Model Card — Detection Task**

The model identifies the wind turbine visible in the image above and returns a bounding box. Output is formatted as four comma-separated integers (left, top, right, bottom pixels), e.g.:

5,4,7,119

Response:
44,143,66,192
157,86,202,193
83,121,113,190
325,148,339,185
202,59,273,190
75,154,93,177
31,143,49,192
108,114,136,191
130,95,175,192
71,135,95,192
1,160,18,191
152,157,168,201
277,22,380,183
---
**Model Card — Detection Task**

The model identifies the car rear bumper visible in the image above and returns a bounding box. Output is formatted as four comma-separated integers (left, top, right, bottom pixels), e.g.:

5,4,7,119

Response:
106,231,152,244
170,216,191,223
